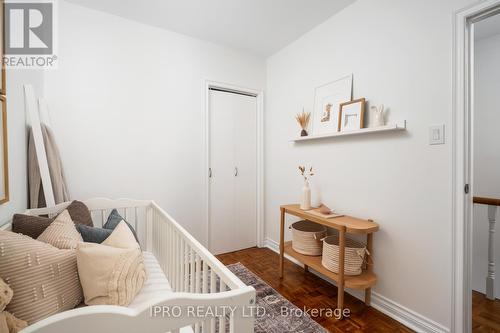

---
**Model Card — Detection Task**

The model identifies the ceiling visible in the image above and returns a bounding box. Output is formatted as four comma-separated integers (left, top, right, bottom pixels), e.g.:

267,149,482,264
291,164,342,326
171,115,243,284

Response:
475,13,500,40
64,0,356,57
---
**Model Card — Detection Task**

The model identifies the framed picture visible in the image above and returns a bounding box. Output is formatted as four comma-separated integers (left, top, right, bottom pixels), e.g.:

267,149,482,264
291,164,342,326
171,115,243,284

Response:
338,98,365,132
311,74,352,135
0,96,8,204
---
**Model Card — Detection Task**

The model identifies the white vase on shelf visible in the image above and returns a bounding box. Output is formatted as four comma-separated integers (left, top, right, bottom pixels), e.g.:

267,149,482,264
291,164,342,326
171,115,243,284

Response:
300,180,311,210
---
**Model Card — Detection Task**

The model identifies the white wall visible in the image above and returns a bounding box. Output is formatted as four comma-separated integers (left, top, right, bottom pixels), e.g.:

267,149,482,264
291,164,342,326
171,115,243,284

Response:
265,0,475,329
42,1,265,242
0,70,44,225
472,33,500,299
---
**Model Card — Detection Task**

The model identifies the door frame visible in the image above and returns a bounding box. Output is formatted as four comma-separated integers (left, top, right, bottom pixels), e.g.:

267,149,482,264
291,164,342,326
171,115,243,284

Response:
203,80,265,252
452,1,500,332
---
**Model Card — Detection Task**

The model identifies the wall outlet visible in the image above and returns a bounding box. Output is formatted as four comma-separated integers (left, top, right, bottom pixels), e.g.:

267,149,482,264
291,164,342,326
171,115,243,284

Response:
429,124,445,145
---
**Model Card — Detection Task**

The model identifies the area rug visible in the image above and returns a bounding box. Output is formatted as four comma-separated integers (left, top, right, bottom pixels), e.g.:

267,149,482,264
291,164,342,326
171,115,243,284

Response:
227,263,328,333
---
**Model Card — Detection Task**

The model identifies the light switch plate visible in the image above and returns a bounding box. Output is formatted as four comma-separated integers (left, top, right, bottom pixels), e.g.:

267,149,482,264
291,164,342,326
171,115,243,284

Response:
429,124,445,145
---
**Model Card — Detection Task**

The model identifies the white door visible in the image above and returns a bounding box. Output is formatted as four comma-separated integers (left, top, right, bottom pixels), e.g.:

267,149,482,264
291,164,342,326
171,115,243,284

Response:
209,89,257,255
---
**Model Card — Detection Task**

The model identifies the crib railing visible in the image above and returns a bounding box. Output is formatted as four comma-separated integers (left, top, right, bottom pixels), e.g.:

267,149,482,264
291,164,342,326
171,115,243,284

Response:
20,198,256,333
149,202,254,332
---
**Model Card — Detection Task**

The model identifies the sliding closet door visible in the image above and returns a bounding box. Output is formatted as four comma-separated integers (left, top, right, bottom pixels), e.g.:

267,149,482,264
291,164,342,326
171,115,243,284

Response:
209,89,257,255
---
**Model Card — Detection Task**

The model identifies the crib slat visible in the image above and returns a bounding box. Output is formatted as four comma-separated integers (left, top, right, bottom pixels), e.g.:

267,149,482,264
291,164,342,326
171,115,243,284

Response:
134,207,139,245
178,232,182,291
172,230,176,291
196,254,201,294
219,281,227,332
203,318,213,333
101,210,106,227
184,242,189,292
166,222,171,280
203,262,208,294
156,211,160,260
180,239,185,292
170,223,173,282
209,269,217,332
190,248,195,293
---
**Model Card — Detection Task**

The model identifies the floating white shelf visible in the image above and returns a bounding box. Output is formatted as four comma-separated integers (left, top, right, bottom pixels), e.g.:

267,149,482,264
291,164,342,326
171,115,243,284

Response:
292,121,407,142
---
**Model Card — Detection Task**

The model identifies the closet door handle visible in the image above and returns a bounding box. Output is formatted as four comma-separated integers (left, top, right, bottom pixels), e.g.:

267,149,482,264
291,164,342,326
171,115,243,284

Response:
234,167,238,177
209,168,212,178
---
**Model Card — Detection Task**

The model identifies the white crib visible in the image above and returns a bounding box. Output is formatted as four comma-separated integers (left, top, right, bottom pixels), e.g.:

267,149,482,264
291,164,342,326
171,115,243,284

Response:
3,198,255,333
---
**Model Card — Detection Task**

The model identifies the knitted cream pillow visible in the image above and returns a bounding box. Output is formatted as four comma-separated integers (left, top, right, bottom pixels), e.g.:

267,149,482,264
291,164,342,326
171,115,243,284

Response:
0,231,83,324
37,210,83,249
76,221,146,306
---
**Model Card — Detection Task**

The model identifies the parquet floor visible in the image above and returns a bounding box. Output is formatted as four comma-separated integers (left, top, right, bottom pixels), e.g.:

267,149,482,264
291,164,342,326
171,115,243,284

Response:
473,290,500,332
217,247,413,333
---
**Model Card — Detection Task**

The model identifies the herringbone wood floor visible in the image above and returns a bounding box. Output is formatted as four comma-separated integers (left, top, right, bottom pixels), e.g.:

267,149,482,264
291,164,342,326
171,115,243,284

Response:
472,290,500,332
217,247,413,332
217,247,500,332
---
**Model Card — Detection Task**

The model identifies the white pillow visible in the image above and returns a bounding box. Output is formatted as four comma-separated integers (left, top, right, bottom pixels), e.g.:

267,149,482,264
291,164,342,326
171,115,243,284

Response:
76,221,146,306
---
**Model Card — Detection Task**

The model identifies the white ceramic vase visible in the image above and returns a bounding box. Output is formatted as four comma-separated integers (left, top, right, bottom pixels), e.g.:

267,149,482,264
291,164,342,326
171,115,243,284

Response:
370,104,385,127
300,180,311,210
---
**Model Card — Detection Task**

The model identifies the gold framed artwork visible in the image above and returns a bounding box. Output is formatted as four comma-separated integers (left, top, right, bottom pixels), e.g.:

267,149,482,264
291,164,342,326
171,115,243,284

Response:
0,95,8,204
338,98,365,132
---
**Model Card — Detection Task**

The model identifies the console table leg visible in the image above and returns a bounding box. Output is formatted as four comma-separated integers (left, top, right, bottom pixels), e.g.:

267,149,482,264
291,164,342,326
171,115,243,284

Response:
279,208,285,279
365,288,371,306
338,229,346,316
365,233,373,306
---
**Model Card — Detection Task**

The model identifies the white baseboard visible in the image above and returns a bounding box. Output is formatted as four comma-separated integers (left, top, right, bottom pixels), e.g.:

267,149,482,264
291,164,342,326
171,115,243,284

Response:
264,238,449,333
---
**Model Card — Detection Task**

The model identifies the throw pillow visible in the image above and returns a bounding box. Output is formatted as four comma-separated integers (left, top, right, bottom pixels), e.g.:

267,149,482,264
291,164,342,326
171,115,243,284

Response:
11,214,53,239
65,200,94,227
11,200,93,239
102,221,140,249
0,231,83,324
103,209,139,243
76,224,113,243
76,223,146,306
37,210,83,249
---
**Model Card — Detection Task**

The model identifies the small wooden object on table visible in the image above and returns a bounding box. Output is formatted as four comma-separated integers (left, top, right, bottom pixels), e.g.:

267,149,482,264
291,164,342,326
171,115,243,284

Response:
279,204,379,314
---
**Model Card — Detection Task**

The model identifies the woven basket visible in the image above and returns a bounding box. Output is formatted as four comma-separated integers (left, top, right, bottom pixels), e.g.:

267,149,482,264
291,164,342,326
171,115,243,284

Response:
290,220,327,256
321,234,367,276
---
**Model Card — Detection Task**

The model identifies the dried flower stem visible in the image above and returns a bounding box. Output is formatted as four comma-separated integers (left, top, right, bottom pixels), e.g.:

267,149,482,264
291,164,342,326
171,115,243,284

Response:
295,110,311,130
298,165,314,181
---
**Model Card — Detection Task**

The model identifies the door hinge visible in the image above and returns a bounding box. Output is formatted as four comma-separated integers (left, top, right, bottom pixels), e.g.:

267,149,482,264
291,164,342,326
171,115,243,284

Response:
464,184,469,194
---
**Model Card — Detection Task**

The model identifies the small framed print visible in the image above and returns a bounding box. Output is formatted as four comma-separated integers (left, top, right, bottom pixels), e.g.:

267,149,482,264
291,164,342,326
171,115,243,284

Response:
338,98,365,132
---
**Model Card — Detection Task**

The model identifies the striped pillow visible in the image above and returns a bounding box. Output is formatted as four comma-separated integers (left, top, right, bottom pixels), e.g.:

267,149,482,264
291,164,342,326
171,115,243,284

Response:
37,210,83,249
0,231,83,324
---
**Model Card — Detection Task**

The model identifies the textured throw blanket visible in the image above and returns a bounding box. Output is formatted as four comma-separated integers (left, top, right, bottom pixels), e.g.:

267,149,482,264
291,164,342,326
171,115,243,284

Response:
28,124,70,208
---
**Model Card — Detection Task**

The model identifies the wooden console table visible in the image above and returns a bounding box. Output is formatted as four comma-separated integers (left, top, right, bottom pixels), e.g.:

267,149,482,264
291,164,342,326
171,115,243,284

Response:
279,204,379,312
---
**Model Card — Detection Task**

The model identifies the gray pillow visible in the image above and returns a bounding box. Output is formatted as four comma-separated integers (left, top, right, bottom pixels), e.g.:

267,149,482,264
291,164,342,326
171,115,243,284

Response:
103,209,139,243
77,224,113,243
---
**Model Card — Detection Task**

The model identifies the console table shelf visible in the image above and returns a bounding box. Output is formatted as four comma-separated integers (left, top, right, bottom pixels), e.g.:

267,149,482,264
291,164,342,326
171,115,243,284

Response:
279,204,379,314
284,242,377,289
